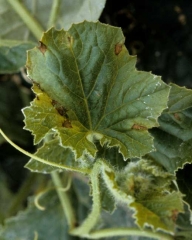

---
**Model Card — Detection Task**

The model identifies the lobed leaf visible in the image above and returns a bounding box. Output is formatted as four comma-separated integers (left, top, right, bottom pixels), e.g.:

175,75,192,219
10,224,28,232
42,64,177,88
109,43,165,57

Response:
167,83,192,113
148,84,192,173
102,158,184,233
25,21,170,160
25,139,93,174
131,191,184,233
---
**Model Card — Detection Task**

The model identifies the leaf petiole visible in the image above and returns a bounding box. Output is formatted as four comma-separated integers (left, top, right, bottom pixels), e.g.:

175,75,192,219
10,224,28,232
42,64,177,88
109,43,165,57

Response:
48,0,61,28
87,228,174,240
51,171,76,230
0,129,90,174
7,0,44,40
70,161,102,235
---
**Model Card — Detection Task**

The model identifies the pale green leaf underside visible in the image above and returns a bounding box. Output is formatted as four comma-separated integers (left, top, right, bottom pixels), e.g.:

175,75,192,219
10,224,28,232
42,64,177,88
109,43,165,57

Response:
25,21,170,159
0,39,35,73
0,0,105,72
0,0,106,40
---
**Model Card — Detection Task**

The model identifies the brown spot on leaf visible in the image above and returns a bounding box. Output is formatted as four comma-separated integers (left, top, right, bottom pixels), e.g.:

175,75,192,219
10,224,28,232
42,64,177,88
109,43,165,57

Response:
174,113,181,121
51,99,68,118
36,96,40,100
51,99,58,106
56,106,65,116
62,119,72,128
38,41,47,54
171,209,179,222
115,43,123,55
66,34,73,46
132,124,147,130
67,36,72,43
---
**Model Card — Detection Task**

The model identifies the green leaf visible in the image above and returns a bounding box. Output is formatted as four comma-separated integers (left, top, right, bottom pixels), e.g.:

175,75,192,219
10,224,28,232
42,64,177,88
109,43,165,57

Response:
0,40,35,73
158,108,192,142
23,85,66,145
105,159,184,233
55,0,107,30
175,203,192,239
25,21,170,160
147,84,192,174
131,191,184,233
0,0,106,40
167,83,192,113
148,129,186,174
0,191,76,240
25,138,92,174
159,84,192,142
0,0,106,73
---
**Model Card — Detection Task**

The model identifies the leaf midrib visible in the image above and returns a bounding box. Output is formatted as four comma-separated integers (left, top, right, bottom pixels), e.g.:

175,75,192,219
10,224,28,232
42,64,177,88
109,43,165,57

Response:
69,29,92,130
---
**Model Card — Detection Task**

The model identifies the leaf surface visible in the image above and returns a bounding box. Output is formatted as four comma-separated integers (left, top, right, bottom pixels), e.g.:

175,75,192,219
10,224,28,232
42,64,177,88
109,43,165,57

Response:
25,138,93,174
148,84,192,173
167,83,192,113
131,191,184,233
0,40,35,73
25,21,170,160
104,158,184,233
0,191,76,240
0,0,106,73
0,0,106,40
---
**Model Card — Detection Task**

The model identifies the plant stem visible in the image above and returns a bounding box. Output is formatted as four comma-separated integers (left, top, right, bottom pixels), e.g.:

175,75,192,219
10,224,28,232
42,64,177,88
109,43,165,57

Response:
70,161,101,235
51,171,76,230
7,0,44,40
48,0,61,28
87,228,174,240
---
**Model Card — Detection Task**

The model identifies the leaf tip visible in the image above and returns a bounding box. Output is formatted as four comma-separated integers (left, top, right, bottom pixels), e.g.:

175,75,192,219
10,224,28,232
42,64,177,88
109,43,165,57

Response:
62,119,72,128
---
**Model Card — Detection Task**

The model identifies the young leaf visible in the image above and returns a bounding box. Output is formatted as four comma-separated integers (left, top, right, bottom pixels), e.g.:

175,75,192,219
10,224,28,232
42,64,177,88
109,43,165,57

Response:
25,21,170,160
102,158,184,233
